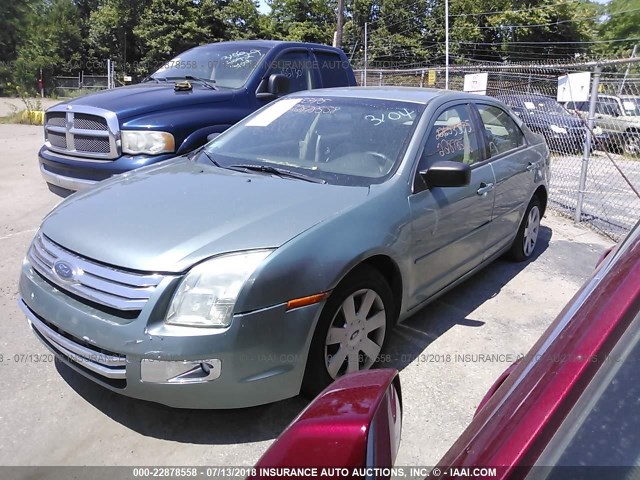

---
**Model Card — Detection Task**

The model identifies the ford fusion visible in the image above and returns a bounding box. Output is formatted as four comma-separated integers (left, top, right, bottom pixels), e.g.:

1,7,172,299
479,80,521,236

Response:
19,87,549,408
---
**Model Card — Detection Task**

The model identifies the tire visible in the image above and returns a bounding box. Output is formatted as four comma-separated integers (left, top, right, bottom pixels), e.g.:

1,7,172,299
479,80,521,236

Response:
508,196,542,262
301,265,395,397
623,134,640,157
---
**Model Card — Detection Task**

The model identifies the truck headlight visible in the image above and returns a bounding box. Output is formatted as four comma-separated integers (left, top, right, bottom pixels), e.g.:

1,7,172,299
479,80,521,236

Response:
549,124,567,134
121,130,175,155
166,250,273,328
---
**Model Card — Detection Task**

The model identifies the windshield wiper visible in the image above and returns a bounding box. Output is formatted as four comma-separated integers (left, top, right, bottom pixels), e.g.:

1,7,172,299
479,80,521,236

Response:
143,76,168,83
194,147,225,168
228,164,326,184
183,76,217,90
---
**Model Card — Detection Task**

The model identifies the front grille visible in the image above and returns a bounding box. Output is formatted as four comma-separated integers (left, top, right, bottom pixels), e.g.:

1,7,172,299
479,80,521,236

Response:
47,114,66,127
44,107,119,159
28,232,165,312
74,135,110,153
47,131,67,149
74,114,108,131
20,301,127,388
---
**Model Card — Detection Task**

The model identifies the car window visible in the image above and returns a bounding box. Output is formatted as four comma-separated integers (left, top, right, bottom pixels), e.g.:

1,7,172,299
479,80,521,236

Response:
419,104,480,170
205,96,423,187
567,101,588,112
477,104,526,156
596,98,621,116
314,51,349,88
269,51,312,93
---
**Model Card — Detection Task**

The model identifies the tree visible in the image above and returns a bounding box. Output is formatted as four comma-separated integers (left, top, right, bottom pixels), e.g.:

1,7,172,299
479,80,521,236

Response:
13,0,83,94
88,0,152,78
599,0,640,56
264,0,337,44
0,1,36,95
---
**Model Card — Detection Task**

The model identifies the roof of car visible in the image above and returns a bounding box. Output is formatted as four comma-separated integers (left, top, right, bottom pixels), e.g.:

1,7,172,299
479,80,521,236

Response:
196,39,343,51
290,86,490,104
498,94,556,102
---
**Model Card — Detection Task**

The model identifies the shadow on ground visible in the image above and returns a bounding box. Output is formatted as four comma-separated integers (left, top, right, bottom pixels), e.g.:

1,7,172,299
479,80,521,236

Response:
57,226,552,445
381,225,553,371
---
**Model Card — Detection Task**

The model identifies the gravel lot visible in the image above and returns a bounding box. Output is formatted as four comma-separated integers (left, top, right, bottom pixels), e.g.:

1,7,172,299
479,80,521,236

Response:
0,124,614,468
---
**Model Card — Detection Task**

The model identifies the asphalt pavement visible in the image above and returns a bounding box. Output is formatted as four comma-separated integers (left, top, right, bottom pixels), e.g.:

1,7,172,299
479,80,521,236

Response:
0,124,614,468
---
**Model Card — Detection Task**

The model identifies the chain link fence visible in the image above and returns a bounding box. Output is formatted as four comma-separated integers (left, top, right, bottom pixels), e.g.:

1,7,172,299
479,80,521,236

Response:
52,71,110,96
355,58,640,240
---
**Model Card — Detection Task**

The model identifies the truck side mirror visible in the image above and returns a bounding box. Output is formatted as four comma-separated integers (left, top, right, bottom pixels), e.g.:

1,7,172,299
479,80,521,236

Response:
257,74,290,100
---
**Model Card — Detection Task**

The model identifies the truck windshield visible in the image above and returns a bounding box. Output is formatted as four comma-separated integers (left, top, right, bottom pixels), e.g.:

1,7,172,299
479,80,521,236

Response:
151,45,270,89
622,97,640,116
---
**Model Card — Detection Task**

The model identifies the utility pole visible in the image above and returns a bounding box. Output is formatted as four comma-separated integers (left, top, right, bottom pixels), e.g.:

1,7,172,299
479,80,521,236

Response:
364,22,368,86
334,0,344,48
445,0,449,89
619,44,638,95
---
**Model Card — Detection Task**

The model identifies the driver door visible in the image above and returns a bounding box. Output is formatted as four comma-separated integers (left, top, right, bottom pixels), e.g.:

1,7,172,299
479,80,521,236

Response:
407,103,495,308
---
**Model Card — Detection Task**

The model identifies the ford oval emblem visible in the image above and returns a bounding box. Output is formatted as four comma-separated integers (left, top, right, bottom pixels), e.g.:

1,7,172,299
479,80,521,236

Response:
53,260,75,282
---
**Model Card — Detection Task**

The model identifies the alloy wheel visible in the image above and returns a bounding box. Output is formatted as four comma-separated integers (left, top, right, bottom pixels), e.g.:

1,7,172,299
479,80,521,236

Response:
523,205,541,257
324,288,386,379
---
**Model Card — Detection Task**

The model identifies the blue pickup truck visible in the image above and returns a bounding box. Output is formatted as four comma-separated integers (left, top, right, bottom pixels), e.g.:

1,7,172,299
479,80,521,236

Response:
40,40,357,196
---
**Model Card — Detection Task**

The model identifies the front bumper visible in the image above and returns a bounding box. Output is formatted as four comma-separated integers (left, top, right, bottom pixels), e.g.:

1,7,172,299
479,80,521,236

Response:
18,257,323,409
38,146,176,194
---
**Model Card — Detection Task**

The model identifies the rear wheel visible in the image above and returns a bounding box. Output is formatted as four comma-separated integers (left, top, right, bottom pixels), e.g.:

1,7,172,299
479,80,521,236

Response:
301,265,394,397
623,133,640,157
508,196,542,262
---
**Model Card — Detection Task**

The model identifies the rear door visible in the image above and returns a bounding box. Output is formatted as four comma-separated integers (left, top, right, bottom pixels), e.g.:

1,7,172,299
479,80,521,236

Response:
408,102,495,307
473,102,538,259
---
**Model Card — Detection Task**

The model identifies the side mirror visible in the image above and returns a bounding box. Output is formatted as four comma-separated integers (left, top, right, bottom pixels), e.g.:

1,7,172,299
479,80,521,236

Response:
206,132,221,142
420,160,471,188
256,74,290,100
251,369,402,474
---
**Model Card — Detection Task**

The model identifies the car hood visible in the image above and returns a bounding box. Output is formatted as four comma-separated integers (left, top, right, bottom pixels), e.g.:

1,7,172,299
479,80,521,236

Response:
40,159,370,273
56,83,235,120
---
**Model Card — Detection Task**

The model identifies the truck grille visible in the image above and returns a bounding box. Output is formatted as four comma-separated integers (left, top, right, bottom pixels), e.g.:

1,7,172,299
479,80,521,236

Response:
44,106,119,159
28,232,165,312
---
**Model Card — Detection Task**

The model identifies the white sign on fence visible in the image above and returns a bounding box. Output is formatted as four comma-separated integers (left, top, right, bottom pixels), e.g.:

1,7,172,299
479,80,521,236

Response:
463,73,488,95
557,72,591,103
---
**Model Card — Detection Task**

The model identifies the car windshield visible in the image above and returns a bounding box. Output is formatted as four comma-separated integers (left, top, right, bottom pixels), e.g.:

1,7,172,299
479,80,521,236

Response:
621,97,640,116
516,98,568,116
150,45,270,89
201,96,424,186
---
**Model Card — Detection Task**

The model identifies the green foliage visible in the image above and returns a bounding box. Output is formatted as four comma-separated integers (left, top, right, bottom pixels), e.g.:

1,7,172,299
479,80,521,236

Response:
13,0,83,95
0,0,635,95
598,0,640,56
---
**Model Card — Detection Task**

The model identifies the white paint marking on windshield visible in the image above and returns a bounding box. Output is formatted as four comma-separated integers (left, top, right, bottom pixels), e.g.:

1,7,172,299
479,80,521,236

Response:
245,98,302,127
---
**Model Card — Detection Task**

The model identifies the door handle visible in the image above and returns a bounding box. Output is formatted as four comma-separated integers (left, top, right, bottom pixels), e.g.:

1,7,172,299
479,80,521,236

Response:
526,162,536,172
476,182,494,196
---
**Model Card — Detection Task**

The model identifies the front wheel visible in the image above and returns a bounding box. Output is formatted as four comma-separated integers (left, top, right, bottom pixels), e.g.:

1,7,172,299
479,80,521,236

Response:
508,196,542,262
301,265,394,397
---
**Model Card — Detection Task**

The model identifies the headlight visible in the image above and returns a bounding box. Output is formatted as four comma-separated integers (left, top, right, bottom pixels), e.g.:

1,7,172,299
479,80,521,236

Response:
165,250,272,328
549,124,568,134
121,130,175,155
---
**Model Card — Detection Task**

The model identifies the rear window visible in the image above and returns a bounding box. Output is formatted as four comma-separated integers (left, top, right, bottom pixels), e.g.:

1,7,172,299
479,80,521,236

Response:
315,52,350,88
